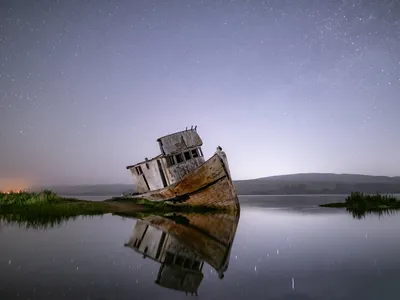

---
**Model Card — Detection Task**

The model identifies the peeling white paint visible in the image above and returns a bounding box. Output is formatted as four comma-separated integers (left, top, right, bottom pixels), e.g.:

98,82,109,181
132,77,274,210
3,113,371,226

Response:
129,158,167,193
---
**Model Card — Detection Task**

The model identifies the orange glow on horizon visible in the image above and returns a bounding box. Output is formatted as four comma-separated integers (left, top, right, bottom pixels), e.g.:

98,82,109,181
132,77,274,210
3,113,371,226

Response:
2,189,23,194
0,178,31,194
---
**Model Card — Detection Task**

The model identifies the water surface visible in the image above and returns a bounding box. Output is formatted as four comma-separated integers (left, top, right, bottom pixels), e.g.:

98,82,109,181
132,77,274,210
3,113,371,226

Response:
1,195,400,299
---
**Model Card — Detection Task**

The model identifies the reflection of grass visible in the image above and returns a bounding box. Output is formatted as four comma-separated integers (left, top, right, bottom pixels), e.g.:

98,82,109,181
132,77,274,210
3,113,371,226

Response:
346,207,398,220
0,199,115,229
321,192,400,219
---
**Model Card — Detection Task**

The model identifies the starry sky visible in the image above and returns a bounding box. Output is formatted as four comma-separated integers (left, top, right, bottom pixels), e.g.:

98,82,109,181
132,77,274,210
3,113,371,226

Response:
0,0,399,187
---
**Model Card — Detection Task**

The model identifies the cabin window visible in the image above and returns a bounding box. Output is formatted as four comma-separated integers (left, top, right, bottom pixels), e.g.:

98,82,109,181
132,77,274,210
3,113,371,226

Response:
164,252,174,264
184,151,191,161
146,163,150,169
175,153,184,164
191,148,199,158
183,258,193,269
198,148,203,157
136,166,143,175
192,260,201,270
166,156,175,167
175,255,185,266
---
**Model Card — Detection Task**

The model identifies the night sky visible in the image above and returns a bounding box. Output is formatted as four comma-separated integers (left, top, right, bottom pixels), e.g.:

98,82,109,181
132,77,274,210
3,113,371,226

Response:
0,0,399,188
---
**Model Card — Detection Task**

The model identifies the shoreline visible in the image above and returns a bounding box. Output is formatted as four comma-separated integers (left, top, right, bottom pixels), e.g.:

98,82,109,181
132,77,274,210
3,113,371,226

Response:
58,193,400,199
0,191,226,229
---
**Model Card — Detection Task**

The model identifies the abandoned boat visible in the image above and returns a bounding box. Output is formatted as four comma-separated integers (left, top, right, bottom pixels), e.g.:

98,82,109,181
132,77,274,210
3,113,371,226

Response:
124,211,240,295
125,127,239,210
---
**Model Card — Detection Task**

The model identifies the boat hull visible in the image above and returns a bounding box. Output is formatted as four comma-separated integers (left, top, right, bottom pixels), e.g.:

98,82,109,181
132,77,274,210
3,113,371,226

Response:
130,150,240,210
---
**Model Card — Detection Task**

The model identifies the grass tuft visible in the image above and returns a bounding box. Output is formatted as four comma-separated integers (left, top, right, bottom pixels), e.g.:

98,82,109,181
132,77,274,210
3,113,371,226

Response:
320,192,400,219
0,190,62,205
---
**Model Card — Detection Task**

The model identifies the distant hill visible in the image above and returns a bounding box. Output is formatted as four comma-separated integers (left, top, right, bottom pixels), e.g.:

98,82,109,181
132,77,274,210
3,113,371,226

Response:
249,173,397,183
234,173,400,195
30,173,400,196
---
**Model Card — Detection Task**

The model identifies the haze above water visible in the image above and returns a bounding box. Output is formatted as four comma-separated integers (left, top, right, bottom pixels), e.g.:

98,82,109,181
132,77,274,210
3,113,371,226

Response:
1,195,400,300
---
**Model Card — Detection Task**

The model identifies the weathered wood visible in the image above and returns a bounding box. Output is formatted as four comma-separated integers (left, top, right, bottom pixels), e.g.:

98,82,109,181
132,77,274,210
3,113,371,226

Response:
125,128,239,210
180,176,239,211
157,128,203,155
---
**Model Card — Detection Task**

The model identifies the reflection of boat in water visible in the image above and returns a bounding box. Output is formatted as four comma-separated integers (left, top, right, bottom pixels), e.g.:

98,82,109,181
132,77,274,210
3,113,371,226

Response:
124,211,240,295
124,127,240,211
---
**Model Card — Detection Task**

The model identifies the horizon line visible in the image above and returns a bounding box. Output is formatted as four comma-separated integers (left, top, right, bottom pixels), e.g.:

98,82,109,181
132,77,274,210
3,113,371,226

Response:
28,172,400,187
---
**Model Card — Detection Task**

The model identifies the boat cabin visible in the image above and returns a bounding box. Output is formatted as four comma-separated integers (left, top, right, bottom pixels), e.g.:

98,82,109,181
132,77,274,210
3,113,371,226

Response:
126,127,206,194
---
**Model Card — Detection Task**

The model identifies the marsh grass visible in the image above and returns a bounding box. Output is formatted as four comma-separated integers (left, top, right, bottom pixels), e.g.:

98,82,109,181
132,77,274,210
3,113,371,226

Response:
0,190,62,205
344,192,399,208
321,192,400,208
321,192,400,219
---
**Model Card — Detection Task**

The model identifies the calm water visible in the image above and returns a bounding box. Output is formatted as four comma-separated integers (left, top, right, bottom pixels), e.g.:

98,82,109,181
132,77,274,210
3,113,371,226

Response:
1,195,400,300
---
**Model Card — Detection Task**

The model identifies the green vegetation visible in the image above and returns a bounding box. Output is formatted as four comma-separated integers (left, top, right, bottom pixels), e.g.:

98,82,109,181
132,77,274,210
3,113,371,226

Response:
0,190,222,229
321,192,400,219
0,190,61,205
